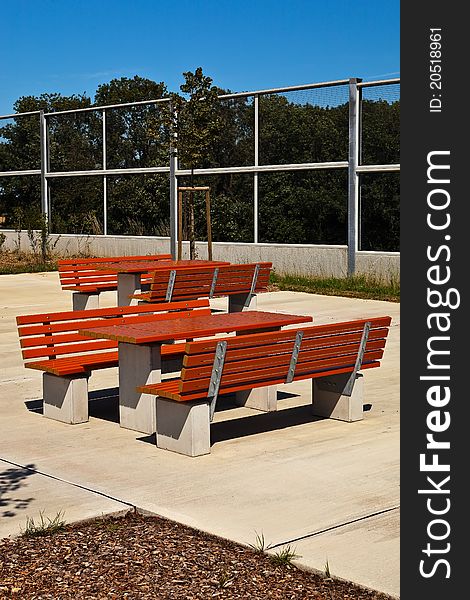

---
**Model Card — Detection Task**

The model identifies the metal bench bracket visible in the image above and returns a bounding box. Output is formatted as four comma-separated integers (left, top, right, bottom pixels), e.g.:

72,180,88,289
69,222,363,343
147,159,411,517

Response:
165,270,177,302
286,330,303,383
343,321,371,396
209,267,219,298
244,263,260,307
208,340,227,421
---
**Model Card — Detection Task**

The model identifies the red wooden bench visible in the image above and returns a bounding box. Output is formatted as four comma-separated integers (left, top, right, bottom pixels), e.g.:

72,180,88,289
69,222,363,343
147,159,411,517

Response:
16,299,210,424
139,315,392,456
133,262,273,311
58,254,172,310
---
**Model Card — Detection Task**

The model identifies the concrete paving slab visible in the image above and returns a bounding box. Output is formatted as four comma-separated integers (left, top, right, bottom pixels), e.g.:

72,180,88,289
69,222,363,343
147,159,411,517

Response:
269,508,400,599
0,458,130,539
0,272,400,597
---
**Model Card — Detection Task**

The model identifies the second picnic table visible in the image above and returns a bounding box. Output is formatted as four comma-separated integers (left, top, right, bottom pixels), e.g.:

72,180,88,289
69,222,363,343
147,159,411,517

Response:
93,259,229,306
80,310,313,434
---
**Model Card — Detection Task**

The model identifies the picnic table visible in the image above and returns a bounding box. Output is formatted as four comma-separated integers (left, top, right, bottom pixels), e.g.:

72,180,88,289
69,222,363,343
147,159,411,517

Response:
93,259,230,306
80,310,313,434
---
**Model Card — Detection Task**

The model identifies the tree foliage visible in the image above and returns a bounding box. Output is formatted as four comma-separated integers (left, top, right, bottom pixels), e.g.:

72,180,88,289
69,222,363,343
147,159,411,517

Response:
0,74,400,251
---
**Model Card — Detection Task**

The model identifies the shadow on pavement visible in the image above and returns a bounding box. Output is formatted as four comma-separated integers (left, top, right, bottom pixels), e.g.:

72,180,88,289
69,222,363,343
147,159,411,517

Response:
0,462,36,518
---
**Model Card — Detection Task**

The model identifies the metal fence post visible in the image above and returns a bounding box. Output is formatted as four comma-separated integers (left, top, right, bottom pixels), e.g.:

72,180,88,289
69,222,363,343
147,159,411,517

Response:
254,94,259,243
39,110,49,224
169,104,178,258
102,109,108,235
347,78,362,276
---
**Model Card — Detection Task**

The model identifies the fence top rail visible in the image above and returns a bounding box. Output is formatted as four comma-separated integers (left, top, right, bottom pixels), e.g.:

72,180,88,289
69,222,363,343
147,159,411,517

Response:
44,96,171,117
358,78,400,88
218,78,352,100
0,77,399,121
0,110,41,120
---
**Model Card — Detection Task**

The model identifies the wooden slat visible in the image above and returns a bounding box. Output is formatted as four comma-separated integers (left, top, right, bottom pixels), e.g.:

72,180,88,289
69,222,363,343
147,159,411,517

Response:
181,339,386,381
16,299,209,325
149,273,271,292
26,351,119,375
184,317,392,356
60,269,119,278
183,328,388,368
146,262,272,302
19,308,210,339
140,362,380,401
58,254,171,267
178,350,384,394
58,254,173,291
25,340,187,376
22,339,117,360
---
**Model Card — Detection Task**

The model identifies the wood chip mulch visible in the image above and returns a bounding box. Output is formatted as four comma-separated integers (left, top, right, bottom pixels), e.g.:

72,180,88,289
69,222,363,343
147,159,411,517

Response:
0,511,395,600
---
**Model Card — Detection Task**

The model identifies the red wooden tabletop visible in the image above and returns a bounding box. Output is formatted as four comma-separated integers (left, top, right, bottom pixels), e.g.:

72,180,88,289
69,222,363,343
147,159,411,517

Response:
93,259,230,274
79,311,313,344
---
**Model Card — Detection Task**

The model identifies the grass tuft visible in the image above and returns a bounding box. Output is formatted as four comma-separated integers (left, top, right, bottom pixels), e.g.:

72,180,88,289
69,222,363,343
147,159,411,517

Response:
270,272,399,302
270,544,301,566
248,531,273,553
22,510,66,537
324,558,331,577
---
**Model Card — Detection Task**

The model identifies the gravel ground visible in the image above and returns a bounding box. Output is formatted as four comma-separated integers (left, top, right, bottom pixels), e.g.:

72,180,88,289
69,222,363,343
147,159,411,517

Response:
0,511,395,600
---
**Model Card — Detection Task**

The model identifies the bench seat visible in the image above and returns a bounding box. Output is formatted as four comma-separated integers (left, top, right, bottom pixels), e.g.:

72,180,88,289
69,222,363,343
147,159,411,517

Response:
139,316,392,456
58,254,172,309
17,299,210,424
26,342,187,376
133,262,273,311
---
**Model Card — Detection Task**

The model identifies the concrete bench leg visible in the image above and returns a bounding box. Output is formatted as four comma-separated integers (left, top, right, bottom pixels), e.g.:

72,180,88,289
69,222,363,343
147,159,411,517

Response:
312,372,364,422
235,386,277,412
72,292,99,311
42,373,89,424
118,273,141,306
118,342,161,434
156,398,211,457
228,292,257,312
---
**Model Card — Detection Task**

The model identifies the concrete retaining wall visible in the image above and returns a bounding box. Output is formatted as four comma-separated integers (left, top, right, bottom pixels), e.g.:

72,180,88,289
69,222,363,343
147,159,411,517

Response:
0,230,399,282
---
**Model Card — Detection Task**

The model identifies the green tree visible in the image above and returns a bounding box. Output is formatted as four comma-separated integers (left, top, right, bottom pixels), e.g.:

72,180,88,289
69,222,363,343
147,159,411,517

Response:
0,93,99,232
94,76,170,235
163,68,223,257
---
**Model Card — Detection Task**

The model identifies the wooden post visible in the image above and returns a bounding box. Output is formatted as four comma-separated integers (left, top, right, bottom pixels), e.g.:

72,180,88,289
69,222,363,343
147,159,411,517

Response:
189,190,196,259
177,190,183,260
178,186,211,261
205,189,213,260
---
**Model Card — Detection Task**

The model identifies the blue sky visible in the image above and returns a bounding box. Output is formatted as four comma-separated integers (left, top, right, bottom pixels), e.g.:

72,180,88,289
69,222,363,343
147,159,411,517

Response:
1,0,399,115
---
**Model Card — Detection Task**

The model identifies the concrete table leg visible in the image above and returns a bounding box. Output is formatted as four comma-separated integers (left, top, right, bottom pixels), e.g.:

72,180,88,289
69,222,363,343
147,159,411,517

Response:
117,273,141,306
72,292,99,311
118,342,162,434
235,387,277,412
312,372,364,422
42,373,89,424
156,398,211,457
228,292,257,313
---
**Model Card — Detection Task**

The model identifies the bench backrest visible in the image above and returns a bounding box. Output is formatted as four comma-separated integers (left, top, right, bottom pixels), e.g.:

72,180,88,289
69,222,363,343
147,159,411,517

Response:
16,299,210,365
146,262,273,303
58,254,172,291
170,316,392,401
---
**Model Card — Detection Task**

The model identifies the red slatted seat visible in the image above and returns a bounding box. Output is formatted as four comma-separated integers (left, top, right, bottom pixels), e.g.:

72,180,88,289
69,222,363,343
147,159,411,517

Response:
17,299,210,378
138,315,392,456
140,316,391,401
133,262,272,304
58,254,172,294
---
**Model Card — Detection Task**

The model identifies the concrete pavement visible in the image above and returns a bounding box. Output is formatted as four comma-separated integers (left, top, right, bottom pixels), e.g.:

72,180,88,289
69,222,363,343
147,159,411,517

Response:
0,272,400,597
